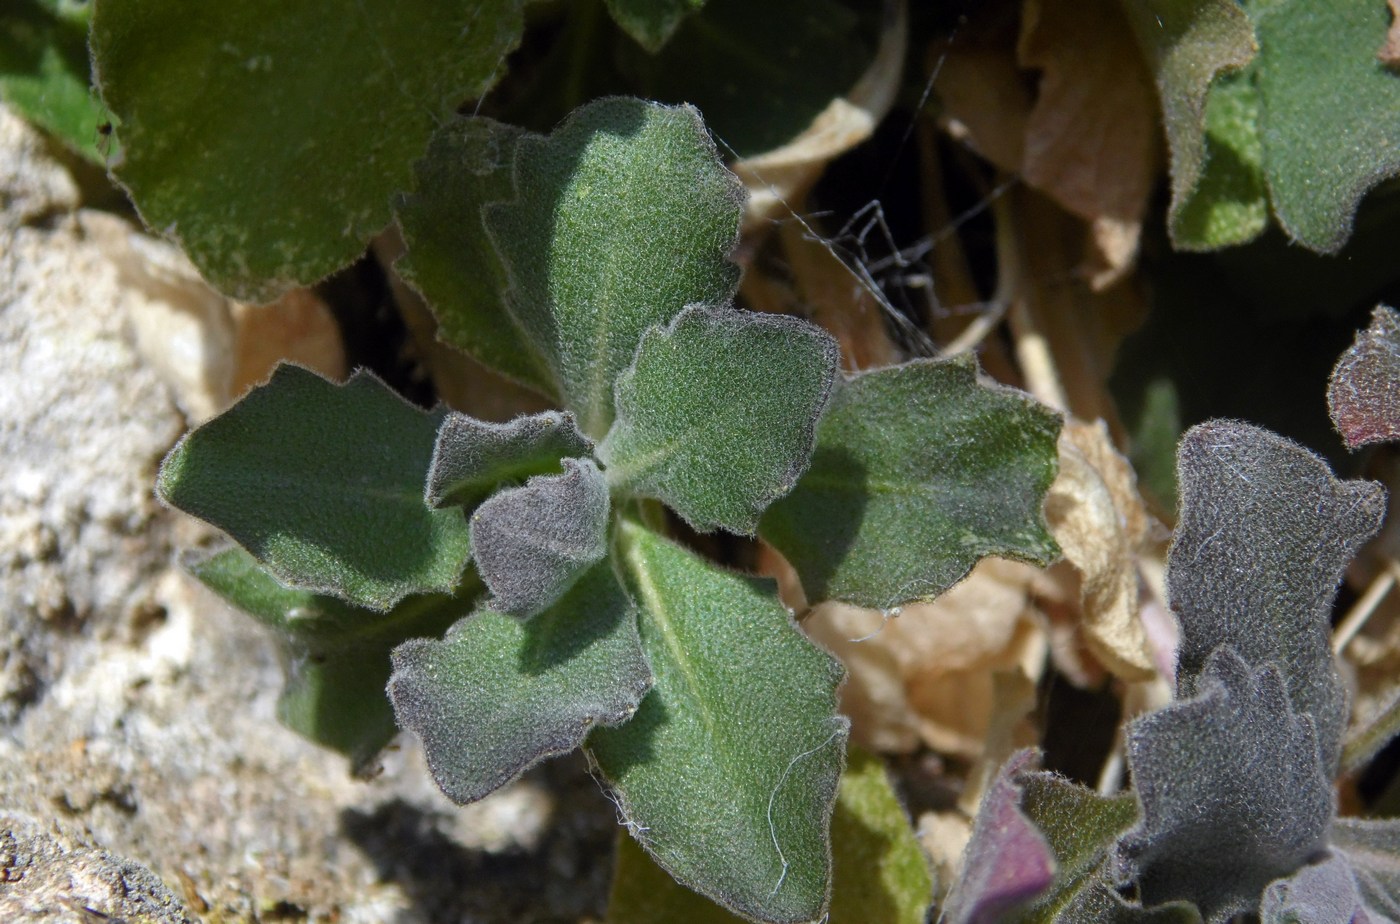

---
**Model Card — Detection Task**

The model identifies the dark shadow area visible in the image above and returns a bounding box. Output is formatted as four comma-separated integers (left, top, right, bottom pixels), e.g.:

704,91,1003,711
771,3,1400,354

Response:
761,445,869,603
341,752,617,924
517,563,630,674
1038,671,1122,787
584,685,667,778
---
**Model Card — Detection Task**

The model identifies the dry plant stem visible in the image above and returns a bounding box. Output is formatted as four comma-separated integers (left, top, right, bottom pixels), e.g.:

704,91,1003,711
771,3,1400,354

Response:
1343,682,1400,774
1333,559,1400,654
994,191,1069,411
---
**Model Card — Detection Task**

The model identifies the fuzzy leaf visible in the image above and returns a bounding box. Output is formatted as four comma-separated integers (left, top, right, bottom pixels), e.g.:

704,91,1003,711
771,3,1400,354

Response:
189,547,471,769
1254,0,1400,253
90,0,525,302
605,0,708,53
426,410,592,510
484,97,744,439
598,307,838,536
1118,0,1258,251
1261,853,1369,924
1121,647,1334,924
157,365,473,612
606,746,932,924
395,117,556,396
1168,420,1385,765
760,356,1062,609
1332,818,1400,921
1010,771,1141,924
1056,885,1203,924
388,560,651,805
588,522,848,924
469,457,611,618
1329,305,1400,450
0,0,107,162
944,750,1056,924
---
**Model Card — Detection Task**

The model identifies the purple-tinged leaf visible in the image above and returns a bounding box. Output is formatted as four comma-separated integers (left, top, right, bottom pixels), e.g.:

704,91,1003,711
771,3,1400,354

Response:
1121,647,1334,924
426,410,592,510
1329,305,1400,450
944,749,1056,924
470,458,610,618
1168,420,1385,766
1332,818,1400,921
1261,852,1367,924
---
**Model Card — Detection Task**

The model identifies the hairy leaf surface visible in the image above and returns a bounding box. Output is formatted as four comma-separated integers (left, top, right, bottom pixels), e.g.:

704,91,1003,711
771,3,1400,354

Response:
484,97,744,438
606,746,932,924
588,522,848,924
1168,420,1385,765
1332,818,1400,921
1254,0,1400,253
1119,0,1258,251
1260,853,1368,924
760,357,1061,609
395,117,556,396
605,0,708,52
1011,771,1140,924
90,0,525,301
427,410,592,510
157,365,474,611
598,307,839,535
470,458,611,618
944,750,1056,924
1328,305,1400,450
1121,648,1334,924
190,546,471,770
388,561,651,805
0,0,107,162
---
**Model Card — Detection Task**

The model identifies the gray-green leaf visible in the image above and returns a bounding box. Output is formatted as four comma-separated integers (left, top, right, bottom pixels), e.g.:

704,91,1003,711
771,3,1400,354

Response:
760,356,1062,609
1168,420,1385,767
1121,647,1334,924
388,560,651,805
394,116,557,397
598,306,838,535
1332,818,1400,920
588,521,848,924
1260,853,1370,924
188,546,472,771
157,364,473,612
427,410,592,510
470,457,611,618
484,97,744,439
90,0,526,302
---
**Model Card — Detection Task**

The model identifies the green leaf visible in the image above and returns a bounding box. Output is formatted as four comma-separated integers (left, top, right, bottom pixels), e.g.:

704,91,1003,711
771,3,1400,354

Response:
604,0,707,53
0,0,108,162
188,546,472,771
426,410,592,510
395,117,558,397
1328,304,1400,450
1254,0,1400,253
1331,817,1400,918
157,364,473,612
598,307,838,536
1011,772,1141,923
588,521,848,924
388,560,652,805
1118,0,1258,251
1168,420,1385,767
90,0,526,302
484,97,745,439
607,745,932,924
470,458,611,618
1170,67,1269,250
760,356,1062,609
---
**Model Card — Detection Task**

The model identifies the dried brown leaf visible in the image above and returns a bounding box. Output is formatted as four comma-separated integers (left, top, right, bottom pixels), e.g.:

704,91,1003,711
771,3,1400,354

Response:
1382,0,1400,68
802,559,1046,758
1044,419,1155,680
931,28,1030,174
1017,0,1160,282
